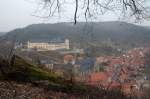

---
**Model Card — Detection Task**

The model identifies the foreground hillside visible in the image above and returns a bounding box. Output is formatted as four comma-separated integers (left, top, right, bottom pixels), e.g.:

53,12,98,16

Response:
0,80,131,99
0,56,129,99
0,55,150,99
0,81,70,99
0,56,61,82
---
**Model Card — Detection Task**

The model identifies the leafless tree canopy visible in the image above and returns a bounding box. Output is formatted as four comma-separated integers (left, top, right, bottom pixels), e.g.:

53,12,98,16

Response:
37,0,150,23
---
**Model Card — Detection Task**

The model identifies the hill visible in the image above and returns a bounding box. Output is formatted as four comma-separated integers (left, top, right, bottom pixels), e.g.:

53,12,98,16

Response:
144,26,150,30
0,32,5,36
3,21,150,49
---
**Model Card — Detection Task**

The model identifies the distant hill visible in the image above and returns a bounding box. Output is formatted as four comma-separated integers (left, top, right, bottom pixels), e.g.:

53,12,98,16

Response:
0,32,5,36
144,26,150,30
3,21,150,49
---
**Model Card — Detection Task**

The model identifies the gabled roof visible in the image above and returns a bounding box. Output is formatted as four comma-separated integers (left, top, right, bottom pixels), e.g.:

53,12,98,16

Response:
89,72,111,82
110,58,123,66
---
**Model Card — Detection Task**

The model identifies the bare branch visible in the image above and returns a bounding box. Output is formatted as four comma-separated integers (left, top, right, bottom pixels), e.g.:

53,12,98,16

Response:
74,0,78,24
37,0,150,23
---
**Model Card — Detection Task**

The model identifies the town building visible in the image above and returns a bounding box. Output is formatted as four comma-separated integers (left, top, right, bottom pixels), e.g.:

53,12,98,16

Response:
24,39,70,51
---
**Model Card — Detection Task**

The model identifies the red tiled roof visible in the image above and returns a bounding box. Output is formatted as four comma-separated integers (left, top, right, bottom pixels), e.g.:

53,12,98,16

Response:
96,56,110,62
63,54,74,61
110,59,123,66
130,59,144,65
89,72,110,82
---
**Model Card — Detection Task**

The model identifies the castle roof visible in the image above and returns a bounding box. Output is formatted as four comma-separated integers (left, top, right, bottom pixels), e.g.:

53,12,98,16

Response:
28,38,66,43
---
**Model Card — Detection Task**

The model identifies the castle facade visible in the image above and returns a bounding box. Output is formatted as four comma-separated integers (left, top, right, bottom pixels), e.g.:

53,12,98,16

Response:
25,39,70,51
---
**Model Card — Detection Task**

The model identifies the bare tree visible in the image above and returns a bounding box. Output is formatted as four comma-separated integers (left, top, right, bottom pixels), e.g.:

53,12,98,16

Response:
36,0,150,23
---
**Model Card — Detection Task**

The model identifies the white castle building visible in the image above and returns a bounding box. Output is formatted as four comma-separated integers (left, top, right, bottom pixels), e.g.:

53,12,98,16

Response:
25,39,70,51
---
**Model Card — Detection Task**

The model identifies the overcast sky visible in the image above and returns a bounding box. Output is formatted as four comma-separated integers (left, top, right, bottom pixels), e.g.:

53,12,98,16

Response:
0,0,150,32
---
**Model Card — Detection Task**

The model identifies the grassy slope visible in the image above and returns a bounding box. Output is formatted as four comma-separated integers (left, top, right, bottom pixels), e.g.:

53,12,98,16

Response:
0,56,88,93
0,56,62,83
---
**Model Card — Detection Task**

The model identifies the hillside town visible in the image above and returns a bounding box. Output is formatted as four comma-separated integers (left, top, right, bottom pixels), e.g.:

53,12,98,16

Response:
73,47,150,96
14,38,150,96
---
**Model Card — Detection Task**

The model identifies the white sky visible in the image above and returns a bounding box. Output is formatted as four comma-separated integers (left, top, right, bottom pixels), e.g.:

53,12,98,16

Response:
0,0,150,32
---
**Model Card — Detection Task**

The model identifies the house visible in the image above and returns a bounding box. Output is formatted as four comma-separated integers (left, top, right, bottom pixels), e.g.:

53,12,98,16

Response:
39,59,54,71
94,56,111,72
63,54,75,64
53,64,64,76
88,72,111,83
75,57,95,73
